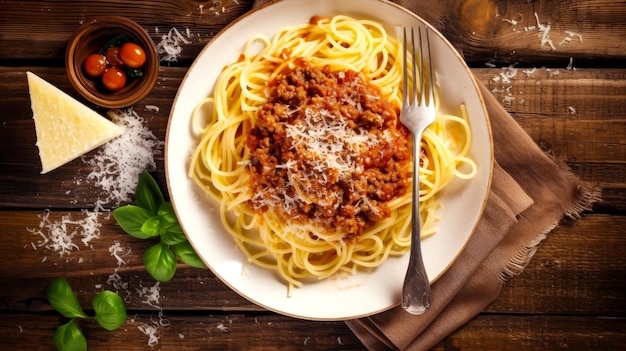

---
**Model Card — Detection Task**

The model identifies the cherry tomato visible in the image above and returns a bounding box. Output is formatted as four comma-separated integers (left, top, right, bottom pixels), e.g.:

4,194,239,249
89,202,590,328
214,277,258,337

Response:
83,53,107,77
119,42,147,68
101,67,126,91
105,46,125,67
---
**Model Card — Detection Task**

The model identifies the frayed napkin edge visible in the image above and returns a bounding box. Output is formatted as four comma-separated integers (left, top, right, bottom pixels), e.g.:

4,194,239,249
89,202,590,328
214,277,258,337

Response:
498,154,602,283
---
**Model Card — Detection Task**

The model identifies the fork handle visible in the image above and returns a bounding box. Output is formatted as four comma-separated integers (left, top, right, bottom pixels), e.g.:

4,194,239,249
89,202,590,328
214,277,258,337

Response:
401,134,432,315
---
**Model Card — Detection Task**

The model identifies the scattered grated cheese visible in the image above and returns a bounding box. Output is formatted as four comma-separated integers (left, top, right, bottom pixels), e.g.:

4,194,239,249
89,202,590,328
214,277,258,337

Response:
534,12,556,50
547,68,560,78
156,27,191,62
559,36,572,45
109,240,130,267
137,323,160,348
568,106,577,114
137,281,161,307
28,209,102,257
565,30,583,43
135,310,170,348
502,13,523,26
144,105,160,113
107,272,132,302
83,107,163,209
502,95,516,105
216,323,229,332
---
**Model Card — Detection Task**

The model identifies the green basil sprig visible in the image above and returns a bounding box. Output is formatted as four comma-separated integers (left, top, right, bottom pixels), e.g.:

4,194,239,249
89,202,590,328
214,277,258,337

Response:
47,278,126,351
113,171,206,282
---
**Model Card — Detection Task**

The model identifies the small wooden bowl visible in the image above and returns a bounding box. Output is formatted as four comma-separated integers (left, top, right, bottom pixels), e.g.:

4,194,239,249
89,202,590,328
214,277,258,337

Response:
65,16,159,108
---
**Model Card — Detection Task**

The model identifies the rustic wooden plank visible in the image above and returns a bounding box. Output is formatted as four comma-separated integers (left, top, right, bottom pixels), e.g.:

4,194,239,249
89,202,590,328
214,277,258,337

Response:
1,0,624,66
0,311,363,350
1,211,624,315
440,0,626,66
487,214,626,316
0,312,623,350
436,315,626,351
0,0,253,65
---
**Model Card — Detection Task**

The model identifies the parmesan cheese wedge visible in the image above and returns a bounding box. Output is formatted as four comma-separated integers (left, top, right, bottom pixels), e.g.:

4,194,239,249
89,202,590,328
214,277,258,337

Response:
27,72,124,174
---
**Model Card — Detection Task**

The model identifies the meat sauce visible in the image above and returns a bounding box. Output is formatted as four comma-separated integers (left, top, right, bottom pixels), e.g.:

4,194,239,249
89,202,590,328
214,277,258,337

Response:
246,58,411,240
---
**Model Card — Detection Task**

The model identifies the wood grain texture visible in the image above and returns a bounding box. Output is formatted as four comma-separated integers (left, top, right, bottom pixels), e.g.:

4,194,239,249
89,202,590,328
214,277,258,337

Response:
1,213,624,314
1,0,625,66
1,0,625,349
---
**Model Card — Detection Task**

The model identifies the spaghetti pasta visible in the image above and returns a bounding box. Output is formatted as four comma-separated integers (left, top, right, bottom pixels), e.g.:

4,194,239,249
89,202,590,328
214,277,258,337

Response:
188,15,476,294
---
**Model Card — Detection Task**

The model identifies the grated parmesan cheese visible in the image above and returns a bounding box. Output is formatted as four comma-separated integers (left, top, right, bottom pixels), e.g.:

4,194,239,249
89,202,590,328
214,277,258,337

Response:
135,310,170,348
109,240,130,267
216,323,229,332
156,27,191,62
144,104,160,113
501,11,584,51
502,13,523,26
534,12,556,50
137,322,160,348
84,107,163,209
28,209,101,257
564,30,583,43
137,281,161,307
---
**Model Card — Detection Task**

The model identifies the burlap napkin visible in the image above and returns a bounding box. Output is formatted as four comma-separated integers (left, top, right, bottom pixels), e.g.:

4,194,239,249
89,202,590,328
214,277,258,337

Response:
344,81,599,350
249,1,600,349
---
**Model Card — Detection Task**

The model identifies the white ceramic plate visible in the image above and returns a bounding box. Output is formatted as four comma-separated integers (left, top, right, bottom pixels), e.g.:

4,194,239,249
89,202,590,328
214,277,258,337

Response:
165,0,493,320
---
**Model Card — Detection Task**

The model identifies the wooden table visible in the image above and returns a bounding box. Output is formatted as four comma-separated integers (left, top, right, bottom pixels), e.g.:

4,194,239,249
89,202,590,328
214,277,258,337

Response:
1,0,624,349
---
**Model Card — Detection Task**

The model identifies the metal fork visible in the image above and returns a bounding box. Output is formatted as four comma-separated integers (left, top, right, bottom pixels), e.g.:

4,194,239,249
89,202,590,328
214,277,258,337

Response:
400,26,435,315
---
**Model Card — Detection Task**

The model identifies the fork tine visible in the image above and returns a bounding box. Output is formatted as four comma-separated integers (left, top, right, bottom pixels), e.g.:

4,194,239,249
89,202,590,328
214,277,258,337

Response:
420,27,434,107
403,27,421,108
402,28,409,107
410,28,417,106
417,27,425,106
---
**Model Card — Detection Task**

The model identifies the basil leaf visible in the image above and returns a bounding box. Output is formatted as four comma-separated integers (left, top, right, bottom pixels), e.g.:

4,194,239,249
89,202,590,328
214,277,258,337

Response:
135,171,164,214
164,220,183,234
140,216,163,237
172,241,207,268
47,278,88,319
112,205,157,239
124,66,144,78
157,202,178,225
161,223,187,246
53,320,87,351
144,243,177,282
92,290,127,331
